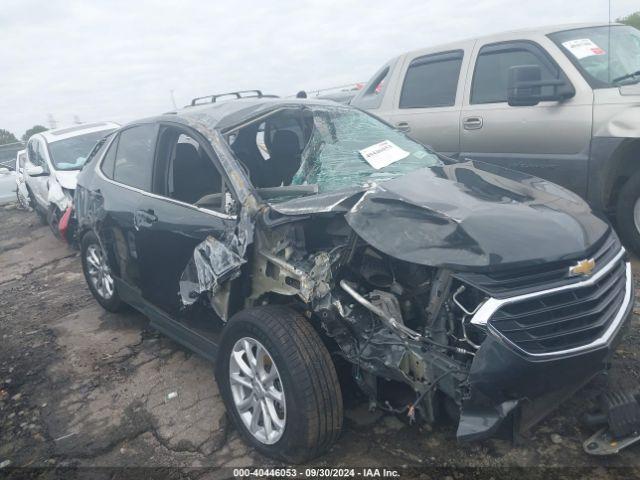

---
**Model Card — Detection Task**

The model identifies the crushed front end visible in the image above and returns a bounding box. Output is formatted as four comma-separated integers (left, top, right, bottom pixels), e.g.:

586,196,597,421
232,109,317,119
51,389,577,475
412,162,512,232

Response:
456,234,633,441
245,209,633,443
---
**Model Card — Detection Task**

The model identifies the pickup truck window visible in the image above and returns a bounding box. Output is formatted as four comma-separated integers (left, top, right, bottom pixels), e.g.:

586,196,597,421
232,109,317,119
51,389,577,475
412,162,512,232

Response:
400,51,463,108
471,43,557,104
350,58,398,110
549,25,640,88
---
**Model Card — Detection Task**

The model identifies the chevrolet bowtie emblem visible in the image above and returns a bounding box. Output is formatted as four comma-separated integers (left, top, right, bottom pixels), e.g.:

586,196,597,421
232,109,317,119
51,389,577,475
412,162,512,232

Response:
569,258,596,277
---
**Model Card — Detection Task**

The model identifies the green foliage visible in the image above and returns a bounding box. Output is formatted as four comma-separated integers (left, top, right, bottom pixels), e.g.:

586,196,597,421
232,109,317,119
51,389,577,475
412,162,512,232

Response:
617,11,640,30
22,125,48,142
0,129,19,145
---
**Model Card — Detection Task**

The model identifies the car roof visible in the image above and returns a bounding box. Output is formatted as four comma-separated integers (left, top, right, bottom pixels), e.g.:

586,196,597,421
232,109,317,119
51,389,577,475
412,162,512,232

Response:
39,121,120,143
131,97,343,132
402,22,620,58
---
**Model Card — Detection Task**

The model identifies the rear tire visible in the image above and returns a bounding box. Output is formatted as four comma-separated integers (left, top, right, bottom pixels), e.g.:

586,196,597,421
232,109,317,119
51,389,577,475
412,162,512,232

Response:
81,231,125,312
616,171,640,257
216,306,343,463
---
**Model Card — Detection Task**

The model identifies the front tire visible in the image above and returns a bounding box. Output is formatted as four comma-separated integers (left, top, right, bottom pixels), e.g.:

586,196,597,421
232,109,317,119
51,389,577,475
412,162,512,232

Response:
616,171,640,256
16,186,30,210
25,186,47,224
81,231,125,312
47,205,62,239
216,306,343,463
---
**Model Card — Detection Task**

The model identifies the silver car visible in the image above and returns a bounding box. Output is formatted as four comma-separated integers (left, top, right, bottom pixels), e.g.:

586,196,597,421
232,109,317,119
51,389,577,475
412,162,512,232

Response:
352,22,640,255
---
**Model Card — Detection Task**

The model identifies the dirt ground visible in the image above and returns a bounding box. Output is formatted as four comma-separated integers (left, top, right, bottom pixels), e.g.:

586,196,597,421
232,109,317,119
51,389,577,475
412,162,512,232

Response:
1,203,639,475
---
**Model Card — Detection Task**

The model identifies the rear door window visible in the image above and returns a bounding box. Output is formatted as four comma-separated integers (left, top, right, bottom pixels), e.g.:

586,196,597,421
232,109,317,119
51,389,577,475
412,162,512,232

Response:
112,124,158,191
400,51,464,108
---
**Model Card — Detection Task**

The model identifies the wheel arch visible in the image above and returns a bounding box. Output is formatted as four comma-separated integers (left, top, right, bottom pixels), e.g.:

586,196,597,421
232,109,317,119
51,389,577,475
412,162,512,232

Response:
600,138,640,212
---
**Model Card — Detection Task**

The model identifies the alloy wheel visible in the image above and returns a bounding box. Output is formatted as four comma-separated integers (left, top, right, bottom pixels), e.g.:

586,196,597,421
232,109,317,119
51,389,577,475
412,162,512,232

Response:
85,243,114,299
229,337,286,444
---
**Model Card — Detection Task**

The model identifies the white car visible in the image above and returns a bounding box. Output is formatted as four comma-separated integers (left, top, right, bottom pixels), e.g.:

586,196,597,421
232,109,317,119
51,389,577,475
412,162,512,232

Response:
15,149,30,209
25,122,119,233
0,165,16,205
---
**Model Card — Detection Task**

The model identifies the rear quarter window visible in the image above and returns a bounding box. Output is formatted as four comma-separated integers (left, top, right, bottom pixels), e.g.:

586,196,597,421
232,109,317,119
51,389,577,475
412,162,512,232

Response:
100,136,118,179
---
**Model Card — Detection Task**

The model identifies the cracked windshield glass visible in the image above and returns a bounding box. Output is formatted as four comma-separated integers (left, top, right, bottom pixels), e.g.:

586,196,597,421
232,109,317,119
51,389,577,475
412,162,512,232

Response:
272,106,441,202
551,25,640,86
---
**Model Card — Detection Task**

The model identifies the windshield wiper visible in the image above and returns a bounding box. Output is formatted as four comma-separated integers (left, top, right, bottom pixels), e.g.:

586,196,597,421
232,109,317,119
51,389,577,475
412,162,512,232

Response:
612,69,640,84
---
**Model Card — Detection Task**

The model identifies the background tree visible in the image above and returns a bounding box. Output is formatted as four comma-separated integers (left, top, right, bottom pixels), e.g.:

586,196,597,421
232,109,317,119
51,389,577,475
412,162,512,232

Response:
617,11,640,30
22,125,48,142
0,129,19,145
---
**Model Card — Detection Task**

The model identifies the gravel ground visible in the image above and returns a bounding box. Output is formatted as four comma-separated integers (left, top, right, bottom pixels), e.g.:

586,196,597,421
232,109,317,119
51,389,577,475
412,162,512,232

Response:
0,203,639,476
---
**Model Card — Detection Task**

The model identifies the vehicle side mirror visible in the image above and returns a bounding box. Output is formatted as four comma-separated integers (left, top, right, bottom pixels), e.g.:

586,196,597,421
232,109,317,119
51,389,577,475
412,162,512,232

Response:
26,165,47,177
507,64,575,106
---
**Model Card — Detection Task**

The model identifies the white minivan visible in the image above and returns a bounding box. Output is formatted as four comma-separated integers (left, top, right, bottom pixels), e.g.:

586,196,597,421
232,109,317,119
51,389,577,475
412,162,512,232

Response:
25,122,119,233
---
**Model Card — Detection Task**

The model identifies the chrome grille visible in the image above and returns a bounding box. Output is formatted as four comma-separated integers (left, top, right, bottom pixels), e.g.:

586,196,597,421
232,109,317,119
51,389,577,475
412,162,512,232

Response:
485,251,630,356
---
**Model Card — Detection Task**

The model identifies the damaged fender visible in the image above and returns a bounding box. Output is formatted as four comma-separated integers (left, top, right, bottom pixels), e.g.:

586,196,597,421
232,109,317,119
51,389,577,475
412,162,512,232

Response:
47,179,72,211
178,209,255,319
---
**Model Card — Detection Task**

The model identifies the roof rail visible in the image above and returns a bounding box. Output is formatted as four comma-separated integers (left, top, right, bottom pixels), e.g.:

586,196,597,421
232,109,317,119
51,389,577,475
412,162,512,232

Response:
187,90,278,107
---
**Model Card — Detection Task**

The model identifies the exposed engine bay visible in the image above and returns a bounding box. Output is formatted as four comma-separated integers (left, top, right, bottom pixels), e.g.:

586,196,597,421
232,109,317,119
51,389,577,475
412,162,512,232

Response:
248,214,487,428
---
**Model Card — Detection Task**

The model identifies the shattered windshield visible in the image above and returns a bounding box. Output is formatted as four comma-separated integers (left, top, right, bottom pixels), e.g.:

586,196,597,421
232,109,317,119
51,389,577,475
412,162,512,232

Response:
282,106,441,200
49,129,116,171
550,25,640,87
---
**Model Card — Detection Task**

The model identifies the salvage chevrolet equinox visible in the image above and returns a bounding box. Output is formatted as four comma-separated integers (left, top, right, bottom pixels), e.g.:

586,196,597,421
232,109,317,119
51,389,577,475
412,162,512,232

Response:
74,92,633,462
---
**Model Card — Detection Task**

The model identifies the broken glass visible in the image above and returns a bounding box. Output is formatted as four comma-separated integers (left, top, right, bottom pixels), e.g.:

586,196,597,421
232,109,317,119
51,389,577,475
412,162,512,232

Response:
288,106,441,197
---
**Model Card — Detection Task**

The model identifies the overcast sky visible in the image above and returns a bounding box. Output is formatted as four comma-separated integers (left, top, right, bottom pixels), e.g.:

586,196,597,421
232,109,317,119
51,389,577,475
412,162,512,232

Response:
0,0,637,138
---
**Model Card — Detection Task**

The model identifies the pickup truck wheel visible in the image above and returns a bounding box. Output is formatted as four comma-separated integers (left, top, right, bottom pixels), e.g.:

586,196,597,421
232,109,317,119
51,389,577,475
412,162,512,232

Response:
81,231,125,312
616,172,640,256
216,306,343,463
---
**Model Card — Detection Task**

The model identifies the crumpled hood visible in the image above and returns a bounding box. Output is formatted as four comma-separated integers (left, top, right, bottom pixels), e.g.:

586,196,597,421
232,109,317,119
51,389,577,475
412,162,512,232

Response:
273,160,610,271
55,170,78,190
345,162,609,270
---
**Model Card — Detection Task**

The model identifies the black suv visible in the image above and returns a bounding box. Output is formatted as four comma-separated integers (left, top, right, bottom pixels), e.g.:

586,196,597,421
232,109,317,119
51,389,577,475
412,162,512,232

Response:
74,93,633,462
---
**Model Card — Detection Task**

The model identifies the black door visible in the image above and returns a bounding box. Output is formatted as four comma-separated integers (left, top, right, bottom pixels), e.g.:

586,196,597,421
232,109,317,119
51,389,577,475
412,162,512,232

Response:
88,123,159,308
134,124,237,320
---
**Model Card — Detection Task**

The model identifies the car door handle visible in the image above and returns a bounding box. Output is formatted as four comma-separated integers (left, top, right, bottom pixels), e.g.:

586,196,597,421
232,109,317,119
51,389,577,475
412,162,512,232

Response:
463,116,483,130
395,121,411,132
134,209,158,229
